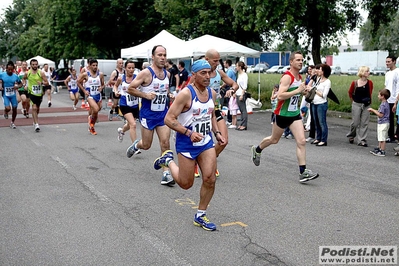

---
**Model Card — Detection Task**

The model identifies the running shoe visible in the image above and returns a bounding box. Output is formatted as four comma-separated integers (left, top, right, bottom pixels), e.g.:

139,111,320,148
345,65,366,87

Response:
215,169,220,178
194,164,200,178
88,127,97,135
22,109,26,115
73,105,77,110
371,147,380,154
48,101,52,107
393,145,399,152
370,149,385,157
34,124,40,132
126,139,139,158
4,113,8,119
251,145,261,166
25,112,29,118
161,171,175,186
134,149,142,155
108,109,113,121
153,150,174,170
299,169,319,183
10,122,16,129
117,127,124,142
193,214,216,231
88,115,94,128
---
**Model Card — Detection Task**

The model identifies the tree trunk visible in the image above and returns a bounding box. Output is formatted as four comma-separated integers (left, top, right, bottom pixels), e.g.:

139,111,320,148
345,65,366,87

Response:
311,34,322,65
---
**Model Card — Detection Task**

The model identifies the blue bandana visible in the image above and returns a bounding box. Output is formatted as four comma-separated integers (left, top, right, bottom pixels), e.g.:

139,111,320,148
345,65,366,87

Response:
191,59,211,73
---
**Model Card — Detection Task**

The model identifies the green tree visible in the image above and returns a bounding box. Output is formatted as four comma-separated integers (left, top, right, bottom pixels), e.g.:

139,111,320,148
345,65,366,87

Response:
0,0,166,62
231,0,362,64
360,14,399,54
153,0,262,46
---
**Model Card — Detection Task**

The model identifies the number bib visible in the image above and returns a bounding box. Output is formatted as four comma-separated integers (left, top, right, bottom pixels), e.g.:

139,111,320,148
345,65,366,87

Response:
31,85,42,95
90,85,100,95
151,86,167,111
4,87,15,96
70,80,77,89
288,95,300,112
126,94,139,107
192,116,212,146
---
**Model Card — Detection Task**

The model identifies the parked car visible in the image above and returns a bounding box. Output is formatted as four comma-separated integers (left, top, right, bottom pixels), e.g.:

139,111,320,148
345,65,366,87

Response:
277,65,290,74
54,68,71,83
299,66,308,74
247,65,254,73
330,66,342,75
371,66,387,76
347,67,359,76
252,63,268,73
266,65,284,74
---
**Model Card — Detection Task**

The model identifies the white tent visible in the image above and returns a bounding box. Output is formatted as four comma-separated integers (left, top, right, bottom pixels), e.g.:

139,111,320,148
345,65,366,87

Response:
184,34,261,58
121,30,191,60
26,56,56,68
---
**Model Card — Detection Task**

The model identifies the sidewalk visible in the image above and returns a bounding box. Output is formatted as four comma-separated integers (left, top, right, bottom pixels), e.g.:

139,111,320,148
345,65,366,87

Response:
0,89,111,127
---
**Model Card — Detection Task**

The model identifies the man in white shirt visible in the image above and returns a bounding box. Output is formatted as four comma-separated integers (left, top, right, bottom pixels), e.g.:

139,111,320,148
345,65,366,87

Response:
384,55,399,142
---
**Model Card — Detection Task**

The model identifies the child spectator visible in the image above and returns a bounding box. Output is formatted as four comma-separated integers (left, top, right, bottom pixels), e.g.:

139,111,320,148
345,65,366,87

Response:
228,92,239,129
368,89,391,156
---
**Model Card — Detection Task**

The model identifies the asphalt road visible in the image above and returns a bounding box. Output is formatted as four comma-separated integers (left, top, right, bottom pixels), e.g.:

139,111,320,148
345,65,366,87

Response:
0,89,398,266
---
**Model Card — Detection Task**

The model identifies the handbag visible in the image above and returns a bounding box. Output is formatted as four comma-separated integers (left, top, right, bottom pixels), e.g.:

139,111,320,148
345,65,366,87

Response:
305,87,316,103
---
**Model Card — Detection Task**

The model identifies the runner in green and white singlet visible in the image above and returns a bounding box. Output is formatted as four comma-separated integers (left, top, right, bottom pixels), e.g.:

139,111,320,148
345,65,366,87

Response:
250,51,319,183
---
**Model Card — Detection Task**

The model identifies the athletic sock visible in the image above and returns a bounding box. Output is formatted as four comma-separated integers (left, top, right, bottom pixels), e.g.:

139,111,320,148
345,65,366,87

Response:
196,210,206,218
299,165,306,174
255,146,262,153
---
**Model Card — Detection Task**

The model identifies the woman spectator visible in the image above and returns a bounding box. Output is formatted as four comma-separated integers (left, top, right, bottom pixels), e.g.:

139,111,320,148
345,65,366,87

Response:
311,64,331,146
346,66,373,147
235,61,248,131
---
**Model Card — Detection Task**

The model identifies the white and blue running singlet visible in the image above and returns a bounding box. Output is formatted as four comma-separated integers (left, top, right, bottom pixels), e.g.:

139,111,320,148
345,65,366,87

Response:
119,74,139,108
175,85,215,159
85,72,101,102
68,75,79,94
140,67,169,120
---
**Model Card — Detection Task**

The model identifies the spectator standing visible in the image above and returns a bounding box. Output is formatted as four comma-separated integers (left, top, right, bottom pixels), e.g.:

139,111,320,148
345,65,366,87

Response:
346,66,373,147
222,59,236,125
177,61,188,91
304,65,318,142
166,59,179,95
235,61,248,131
368,89,391,156
311,64,331,146
271,84,279,124
384,55,399,142
228,92,239,129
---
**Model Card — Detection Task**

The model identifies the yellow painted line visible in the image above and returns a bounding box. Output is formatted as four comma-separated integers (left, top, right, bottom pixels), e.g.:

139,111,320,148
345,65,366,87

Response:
220,221,248,227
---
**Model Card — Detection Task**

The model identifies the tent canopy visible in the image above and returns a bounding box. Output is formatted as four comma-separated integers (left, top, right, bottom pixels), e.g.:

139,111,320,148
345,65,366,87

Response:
121,30,190,59
26,56,56,68
185,34,261,58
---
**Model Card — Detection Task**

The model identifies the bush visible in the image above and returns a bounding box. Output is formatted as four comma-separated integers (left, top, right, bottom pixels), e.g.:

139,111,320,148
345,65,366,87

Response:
247,73,385,112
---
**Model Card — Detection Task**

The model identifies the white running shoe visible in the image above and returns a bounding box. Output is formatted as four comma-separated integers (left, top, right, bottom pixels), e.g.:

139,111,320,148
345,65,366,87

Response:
10,122,16,129
34,124,40,132
117,127,124,142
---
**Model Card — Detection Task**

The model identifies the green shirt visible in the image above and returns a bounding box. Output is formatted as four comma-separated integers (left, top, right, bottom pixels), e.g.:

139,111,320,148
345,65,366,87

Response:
27,70,43,96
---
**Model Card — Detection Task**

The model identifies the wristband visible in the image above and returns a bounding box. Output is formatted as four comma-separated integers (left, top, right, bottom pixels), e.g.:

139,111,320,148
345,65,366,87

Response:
184,128,188,136
213,131,221,137
188,131,193,138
